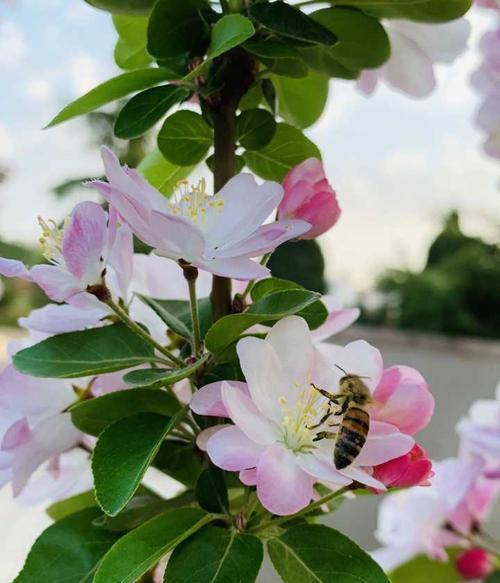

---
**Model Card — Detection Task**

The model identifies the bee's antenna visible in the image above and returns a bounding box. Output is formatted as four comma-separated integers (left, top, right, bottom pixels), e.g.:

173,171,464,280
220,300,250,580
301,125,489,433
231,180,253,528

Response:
335,364,348,375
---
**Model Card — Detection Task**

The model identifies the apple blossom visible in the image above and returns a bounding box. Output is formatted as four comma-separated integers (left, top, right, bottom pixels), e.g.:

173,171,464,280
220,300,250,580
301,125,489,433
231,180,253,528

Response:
373,456,486,570
311,295,360,342
357,19,470,99
191,316,431,515
89,147,311,280
0,202,133,306
456,548,494,580
278,158,341,239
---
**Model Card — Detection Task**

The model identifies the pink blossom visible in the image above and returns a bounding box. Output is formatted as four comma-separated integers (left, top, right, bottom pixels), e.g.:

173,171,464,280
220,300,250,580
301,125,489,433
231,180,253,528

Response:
357,19,470,99
476,0,500,9
90,147,310,280
372,444,433,490
311,295,360,342
278,159,340,239
456,548,494,580
373,457,488,571
0,364,81,496
0,202,133,306
191,317,423,515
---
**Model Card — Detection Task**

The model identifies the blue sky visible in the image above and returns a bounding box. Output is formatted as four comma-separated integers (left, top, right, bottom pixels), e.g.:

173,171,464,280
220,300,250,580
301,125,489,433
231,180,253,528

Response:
0,0,499,295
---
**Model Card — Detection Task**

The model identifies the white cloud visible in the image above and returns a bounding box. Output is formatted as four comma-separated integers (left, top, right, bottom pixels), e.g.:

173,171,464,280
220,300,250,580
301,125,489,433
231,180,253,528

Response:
25,78,54,102
0,124,15,162
67,54,105,95
0,21,27,68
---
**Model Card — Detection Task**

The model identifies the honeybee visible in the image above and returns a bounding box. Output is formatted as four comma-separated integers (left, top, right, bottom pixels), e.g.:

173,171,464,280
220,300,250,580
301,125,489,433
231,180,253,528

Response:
310,365,372,470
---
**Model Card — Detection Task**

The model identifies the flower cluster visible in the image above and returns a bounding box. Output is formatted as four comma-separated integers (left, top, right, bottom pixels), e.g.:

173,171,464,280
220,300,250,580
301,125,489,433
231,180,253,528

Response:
373,382,500,576
192,316,433,515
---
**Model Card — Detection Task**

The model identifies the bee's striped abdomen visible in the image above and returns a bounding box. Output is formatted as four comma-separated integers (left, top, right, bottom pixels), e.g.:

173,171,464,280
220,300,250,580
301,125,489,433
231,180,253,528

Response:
334,405,370,470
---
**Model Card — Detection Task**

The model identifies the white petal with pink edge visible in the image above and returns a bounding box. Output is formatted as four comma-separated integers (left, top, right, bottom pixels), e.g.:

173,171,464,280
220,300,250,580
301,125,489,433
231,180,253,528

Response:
206,425,265,471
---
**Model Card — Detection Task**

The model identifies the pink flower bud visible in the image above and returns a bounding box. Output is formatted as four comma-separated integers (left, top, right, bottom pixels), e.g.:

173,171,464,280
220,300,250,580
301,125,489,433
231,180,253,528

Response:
372,444,433,490
279,158,341,239
456,548,494,580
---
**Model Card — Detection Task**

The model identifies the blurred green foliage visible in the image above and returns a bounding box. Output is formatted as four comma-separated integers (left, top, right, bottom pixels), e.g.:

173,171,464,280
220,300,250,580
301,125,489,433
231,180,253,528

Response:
363,211,500,338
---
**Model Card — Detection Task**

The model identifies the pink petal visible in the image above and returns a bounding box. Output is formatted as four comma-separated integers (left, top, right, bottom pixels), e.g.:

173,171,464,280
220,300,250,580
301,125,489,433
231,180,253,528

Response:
357,69,380,96
196,425,230,452
30,264,83,302
327,340,384,393
149,210,205,262
11,413,81,496
190,381,249,417
1,418,31,451
106,218,134,300
355,421,415,466
240,467,257,486
339,465,386,490
256,444,314,515
193,256,270,280
19,303,107,334
373,366,434,435
0,258,32,282
211,219,311,259
312,307,360,341
206,425,265,471
63,202,107,282
237,336,289,423
221,383,278,445
297,452,352,486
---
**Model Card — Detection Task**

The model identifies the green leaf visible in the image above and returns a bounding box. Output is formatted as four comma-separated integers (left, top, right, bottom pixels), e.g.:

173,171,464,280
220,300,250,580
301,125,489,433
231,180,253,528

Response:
154,440,203,486
486,573,500,583
250,277,302,302
113,14,152,70
273,69,329,129
390,552,462,583
206,153,246,174
93,411,183,516
147,0,210,60
13,324,155,379
14,508,120,583
243,122,320,181
165,526,263,583
158,110,213,166
205,289,321,355
268,524,390,583
142,297,213,339
244,38,303,60
123,353,210,388
269,239,326,293
93,508,212,583
195,467,229,513
138,148,195,197
237,108,276,150
210,14,255,58
263,57,309,79
71,388,180,436
46,68,168,128
249,2,338,46
86,0,155,14
301,8,390,78
362,0,472,23
101,492,196,532
138,294,193,339
46,490,97,521
115,85,190,139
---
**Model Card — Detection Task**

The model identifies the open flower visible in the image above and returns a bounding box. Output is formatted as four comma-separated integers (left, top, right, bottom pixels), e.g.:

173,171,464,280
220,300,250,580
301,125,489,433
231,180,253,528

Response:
191,316,425,515
0,202,133,306
89,147,310,280
357,18,470,98
373,457,489,571
0,364,80,496
278,159,340,239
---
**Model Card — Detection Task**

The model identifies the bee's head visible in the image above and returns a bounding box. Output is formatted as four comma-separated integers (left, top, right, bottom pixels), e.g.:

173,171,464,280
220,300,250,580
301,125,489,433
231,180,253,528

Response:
337,370,372,404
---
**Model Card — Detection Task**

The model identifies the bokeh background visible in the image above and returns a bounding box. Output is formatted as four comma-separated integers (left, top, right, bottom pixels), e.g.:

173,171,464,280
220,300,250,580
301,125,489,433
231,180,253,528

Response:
0,1,499,580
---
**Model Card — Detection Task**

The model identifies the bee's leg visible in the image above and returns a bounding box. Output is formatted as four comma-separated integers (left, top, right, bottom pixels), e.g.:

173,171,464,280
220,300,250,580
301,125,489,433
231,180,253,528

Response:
312,431,337,442
310,383,344,403
327,421,341,428
307,409,334,431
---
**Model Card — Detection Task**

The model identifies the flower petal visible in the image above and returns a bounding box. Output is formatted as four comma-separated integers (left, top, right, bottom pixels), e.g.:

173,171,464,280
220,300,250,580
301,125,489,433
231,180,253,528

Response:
355,421,415,466
373,366,434,435
326,340,384,393
256,444,314,515
30,265,83,302
193,256,270,280
297,452,352,486
0,258,32,282
221,382,278,445
237,336,289,423
339,465,386,490
19,303,107,334
312,296,360,341
62,202,107,283
190,381,249,417
240,468,257,486
266,316,314,390
206,425,265,471
196,425,230,452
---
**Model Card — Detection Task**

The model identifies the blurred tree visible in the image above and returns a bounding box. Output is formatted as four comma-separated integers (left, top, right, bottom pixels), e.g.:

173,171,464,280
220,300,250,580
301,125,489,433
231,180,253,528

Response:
363,211,500,338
